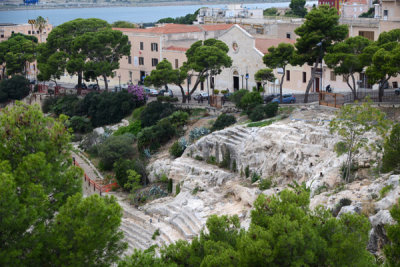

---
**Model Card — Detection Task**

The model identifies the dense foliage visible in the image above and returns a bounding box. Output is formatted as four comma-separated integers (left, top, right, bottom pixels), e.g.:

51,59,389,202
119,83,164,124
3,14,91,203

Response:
0,34,37,76
43,90,145,129
0,75,30,103
211,113,237,131
330,100,391,182
89,134,136,171
140,101,176,128
249,102,278,122
120,188,375,266
385,198,400,266
157,9,199,24
382,123,400,173
0,103,126,265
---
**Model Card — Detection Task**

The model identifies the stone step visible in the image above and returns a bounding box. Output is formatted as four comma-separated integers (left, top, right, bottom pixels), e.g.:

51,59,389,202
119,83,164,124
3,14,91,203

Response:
169,215,195,239
226,129,249,140
212,134,240,146
120,223,150,250
181,210,202,231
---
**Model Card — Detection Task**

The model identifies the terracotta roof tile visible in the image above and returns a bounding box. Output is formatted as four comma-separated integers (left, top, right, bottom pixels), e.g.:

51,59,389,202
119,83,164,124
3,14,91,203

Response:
255,38,296,54
113,23,233,34
164,46,189,52
200,24,234,31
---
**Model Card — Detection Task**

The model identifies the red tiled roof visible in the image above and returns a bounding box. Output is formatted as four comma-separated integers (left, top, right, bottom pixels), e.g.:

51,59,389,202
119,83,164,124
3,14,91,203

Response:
255,38,296,54
164,46,189,52
113,23,233,34
200,24,234,31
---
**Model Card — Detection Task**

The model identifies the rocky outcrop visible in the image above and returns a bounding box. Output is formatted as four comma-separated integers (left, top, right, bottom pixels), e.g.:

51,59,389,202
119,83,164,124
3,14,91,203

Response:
117,106,399,255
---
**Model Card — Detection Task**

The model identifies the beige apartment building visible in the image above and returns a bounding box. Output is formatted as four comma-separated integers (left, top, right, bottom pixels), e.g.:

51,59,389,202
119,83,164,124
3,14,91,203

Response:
113,24,233,87
0,22,53,81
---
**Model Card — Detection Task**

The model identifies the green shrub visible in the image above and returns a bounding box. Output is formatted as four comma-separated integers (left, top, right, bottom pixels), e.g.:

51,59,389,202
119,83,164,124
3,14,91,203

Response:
131,106,145,120
206,156,217,165
380,184,394,199
0,75,30,103
264,102,279,118
219,150,231,169
249,104,266,122
152,229,160,240
114,159,133,188
232,159,237,172
211,113,236,131
160,173,168,183
114,120,142,136
68,116,93,133
213,89,220,94
94,134,136,171
259,177,273,190
195,155,204,161
176,183,181,195
168,179,173,193
168,111,189,128
240,91,263,113
382,124,400,173
245,165,250,178
170,141,185,158
231,89,248,108
251,172,261,183
334,141,348,156
42,97,58,113
248,118,276,127
140,101,175,127
137,119,176,152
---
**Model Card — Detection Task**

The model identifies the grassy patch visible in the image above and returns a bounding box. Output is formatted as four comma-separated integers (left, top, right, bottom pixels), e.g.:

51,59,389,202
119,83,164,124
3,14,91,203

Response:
380,184,393,199
247,118,278,128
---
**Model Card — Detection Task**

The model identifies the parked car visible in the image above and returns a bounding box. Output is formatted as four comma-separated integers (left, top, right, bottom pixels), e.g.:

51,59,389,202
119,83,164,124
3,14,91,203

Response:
194,92,209,101
264,93,280,103
159,89,174,97
395,88,400,95
144,88,158,96
222,92,233,102
75,83,87,89
88,84,100,90
271,94,296,104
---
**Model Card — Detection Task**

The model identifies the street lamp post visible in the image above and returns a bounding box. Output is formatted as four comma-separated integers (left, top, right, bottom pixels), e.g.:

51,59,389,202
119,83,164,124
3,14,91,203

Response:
316,41,323,92
118,74,121,91
245,73,249,90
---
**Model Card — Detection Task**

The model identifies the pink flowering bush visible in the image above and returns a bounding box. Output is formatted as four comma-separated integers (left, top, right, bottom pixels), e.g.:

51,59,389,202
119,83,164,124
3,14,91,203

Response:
128,85,146,102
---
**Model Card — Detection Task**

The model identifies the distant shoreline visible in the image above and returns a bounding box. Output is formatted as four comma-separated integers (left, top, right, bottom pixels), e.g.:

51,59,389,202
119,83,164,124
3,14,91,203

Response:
0,1,291,11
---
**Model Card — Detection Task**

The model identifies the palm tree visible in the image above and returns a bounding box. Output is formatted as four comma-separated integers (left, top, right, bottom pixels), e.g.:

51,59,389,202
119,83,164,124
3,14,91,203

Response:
34,16,47,43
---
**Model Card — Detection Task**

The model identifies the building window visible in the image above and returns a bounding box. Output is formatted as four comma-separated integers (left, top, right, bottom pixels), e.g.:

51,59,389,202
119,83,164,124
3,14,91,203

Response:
140,42,144,50
129,71,132,82
256,28,264,34
384,10,388,17
0,34,4,38
359,31,374,41
28,30,31,34
330,71,336,81
139,57,144,65
302,72,306,83
286,70,290,81
286,33,291,39
151,43,158,52
128,56,132,64
151,58,159,66
36,31,39,34
128,41,131,45
175,59,179,69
